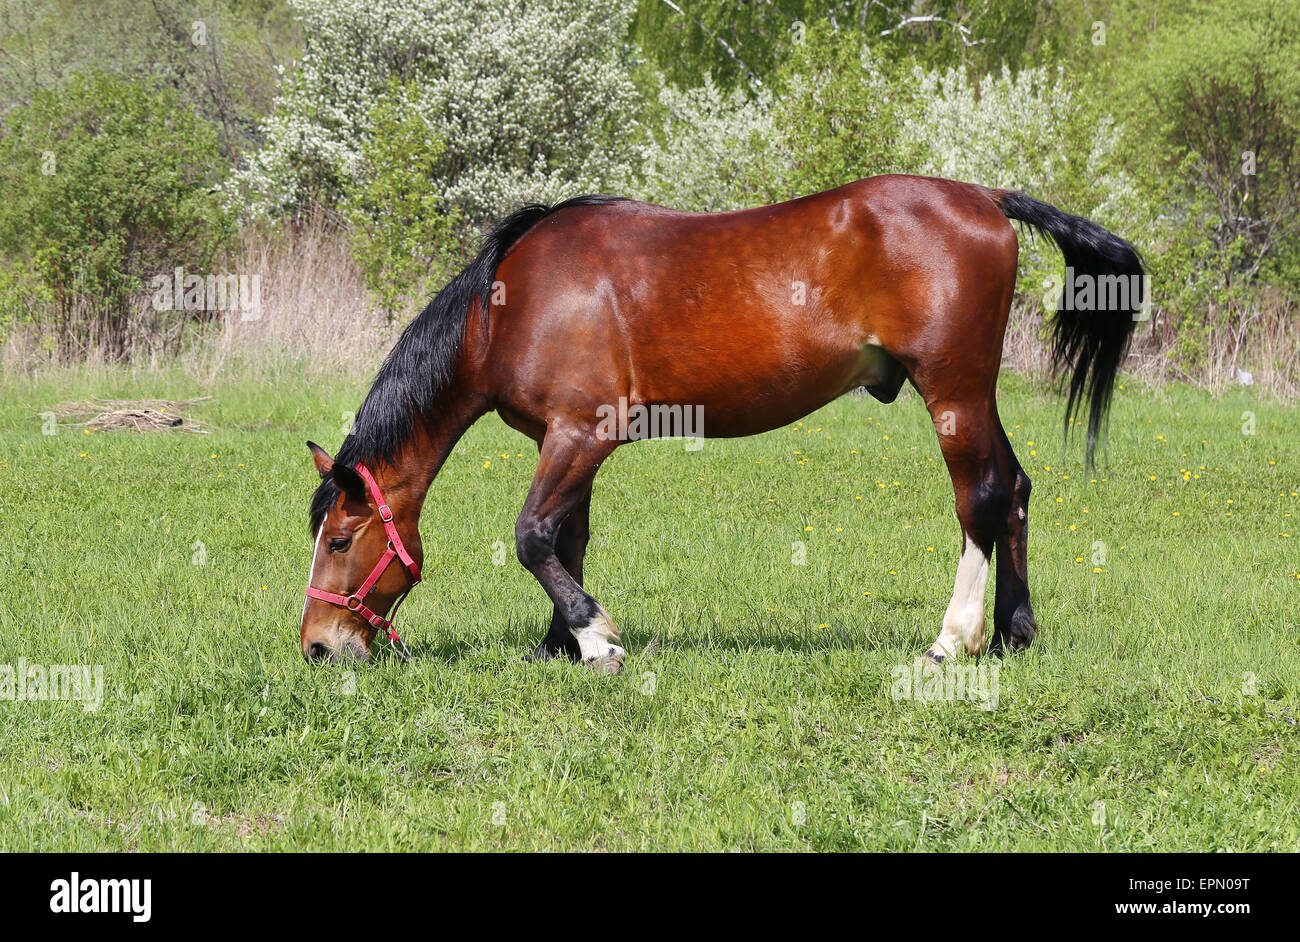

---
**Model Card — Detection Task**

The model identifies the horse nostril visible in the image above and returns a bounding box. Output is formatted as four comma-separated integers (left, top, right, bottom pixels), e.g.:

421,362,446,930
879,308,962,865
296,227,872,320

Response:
307,642,330,661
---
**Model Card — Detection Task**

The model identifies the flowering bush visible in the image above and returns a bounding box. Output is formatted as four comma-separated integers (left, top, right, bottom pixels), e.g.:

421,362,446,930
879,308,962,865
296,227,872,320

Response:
639,74,777,212
905,65,1146,279
236,0,645,225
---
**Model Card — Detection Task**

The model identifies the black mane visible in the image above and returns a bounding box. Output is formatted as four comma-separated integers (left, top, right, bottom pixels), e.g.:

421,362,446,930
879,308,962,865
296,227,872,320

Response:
309,194,627,533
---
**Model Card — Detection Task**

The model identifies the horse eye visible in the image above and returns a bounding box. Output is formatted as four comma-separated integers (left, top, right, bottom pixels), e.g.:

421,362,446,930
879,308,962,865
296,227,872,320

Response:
329,537,351,553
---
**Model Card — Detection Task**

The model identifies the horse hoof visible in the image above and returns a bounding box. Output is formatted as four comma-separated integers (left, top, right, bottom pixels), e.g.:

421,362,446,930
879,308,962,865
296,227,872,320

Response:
585,645,625,676
990,607,1038,655
525,643,560,662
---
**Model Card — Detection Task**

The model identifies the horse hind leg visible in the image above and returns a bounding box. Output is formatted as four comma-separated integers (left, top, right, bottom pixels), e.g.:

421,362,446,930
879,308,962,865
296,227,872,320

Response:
923,401,1010,662
990,423,1038,653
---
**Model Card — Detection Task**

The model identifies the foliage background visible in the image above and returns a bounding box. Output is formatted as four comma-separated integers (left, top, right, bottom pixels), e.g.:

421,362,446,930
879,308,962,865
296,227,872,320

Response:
0,0,1296,393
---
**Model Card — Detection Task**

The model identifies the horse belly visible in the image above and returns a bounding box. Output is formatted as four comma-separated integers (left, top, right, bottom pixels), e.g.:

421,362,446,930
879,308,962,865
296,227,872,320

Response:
632,327,889,438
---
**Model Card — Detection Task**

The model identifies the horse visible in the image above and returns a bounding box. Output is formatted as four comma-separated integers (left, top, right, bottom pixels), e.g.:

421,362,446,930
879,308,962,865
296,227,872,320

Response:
301,174,1143,670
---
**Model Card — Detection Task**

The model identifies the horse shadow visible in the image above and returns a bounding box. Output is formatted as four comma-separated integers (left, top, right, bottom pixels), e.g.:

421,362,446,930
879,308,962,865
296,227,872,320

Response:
378,596,931,665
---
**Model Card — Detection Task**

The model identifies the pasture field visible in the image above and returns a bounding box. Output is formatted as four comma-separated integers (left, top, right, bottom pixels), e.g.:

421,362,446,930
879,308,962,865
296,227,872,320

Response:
0,364,1296,851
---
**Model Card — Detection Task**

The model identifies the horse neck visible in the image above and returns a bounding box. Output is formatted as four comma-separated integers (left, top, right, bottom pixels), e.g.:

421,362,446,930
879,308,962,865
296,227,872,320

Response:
373,381,488,522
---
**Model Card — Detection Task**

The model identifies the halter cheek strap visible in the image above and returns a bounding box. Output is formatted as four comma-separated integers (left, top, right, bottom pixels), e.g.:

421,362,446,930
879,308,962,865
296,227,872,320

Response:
305,463,420,657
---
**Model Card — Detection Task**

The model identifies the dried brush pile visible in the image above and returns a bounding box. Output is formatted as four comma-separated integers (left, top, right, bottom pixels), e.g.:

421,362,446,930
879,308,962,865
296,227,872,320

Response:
47,398,211,433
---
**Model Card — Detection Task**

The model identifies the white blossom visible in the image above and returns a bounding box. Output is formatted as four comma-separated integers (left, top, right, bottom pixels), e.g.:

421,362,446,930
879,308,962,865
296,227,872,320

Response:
640,74,777,212
235,0,645,223
904,65,1145,273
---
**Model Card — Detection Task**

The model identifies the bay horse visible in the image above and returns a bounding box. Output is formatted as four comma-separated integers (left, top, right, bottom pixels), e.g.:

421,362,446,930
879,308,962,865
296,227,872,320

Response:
302,175,1143,670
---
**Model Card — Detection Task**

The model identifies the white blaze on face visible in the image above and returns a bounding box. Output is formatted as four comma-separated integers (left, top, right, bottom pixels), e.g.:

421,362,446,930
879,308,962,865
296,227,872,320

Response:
302,523,325,628
929,535,991,659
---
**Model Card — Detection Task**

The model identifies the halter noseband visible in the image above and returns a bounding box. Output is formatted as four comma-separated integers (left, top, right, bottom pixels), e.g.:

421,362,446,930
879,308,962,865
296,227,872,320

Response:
305,463,420,657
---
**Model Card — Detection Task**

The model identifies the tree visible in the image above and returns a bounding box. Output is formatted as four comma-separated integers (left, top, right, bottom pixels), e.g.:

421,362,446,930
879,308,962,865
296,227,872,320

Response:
0,73,231,359
0,0,299,168
1132,0,1300,286
765,25,921,201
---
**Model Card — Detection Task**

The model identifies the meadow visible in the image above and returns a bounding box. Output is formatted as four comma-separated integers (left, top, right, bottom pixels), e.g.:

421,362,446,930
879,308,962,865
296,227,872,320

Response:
0,364,1296,851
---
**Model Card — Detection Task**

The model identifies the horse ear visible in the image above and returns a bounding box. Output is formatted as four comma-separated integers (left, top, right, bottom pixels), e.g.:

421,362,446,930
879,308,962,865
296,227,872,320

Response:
307,441,333,478
331,462,369,506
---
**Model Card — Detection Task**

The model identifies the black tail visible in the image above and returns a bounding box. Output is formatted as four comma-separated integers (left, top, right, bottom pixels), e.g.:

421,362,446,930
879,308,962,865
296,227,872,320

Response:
993,190,1145,466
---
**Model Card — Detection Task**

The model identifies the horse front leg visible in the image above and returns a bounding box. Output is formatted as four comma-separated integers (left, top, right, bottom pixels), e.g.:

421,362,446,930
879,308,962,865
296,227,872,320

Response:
525,485,590,663
515,423,622,673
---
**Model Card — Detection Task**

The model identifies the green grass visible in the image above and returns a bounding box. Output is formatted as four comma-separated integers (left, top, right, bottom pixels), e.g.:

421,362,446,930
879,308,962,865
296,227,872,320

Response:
0,363,1297,851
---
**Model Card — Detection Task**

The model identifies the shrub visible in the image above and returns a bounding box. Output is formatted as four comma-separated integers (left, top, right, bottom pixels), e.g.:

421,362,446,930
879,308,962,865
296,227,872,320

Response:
343,86,463,318
639,27,920,211
639,74,777,211
766,27,921,200
0,72,231,359
1127,0,1300,287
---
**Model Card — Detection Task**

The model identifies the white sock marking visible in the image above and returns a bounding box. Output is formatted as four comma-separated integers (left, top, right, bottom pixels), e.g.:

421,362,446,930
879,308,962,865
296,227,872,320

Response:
571,609,624,664
930,535,991,657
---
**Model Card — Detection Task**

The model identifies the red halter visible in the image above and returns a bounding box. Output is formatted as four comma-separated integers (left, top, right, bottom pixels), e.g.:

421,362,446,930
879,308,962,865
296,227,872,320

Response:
305,463,420,654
